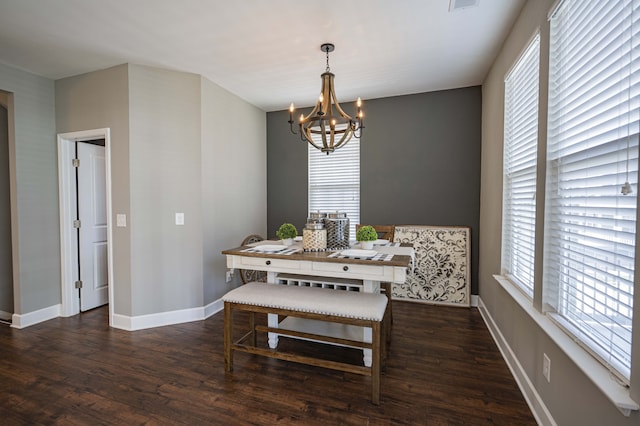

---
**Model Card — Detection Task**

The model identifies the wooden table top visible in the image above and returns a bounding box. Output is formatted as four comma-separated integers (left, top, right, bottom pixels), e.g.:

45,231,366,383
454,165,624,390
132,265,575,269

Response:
222,244,413,268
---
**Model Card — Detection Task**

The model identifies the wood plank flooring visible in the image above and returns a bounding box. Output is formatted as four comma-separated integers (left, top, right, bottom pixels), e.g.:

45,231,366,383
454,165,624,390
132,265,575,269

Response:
0,301,535,425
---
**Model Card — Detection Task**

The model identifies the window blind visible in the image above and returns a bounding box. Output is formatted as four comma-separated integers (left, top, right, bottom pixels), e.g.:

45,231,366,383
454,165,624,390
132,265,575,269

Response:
502,34,541,297
545,0,639,380
308,137,360,236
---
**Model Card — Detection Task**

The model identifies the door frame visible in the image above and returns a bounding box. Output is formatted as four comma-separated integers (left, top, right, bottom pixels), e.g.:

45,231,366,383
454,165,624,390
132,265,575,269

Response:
57,128,113,324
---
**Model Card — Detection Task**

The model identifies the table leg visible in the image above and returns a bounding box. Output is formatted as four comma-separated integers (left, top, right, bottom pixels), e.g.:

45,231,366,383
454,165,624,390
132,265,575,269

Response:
363,326,372,367
361,279,380,367
266,271,280,348
267,313,279,348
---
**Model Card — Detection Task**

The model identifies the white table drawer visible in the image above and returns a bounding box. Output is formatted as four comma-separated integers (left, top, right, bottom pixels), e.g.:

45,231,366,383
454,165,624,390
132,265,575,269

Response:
239,256,301,271
312,262,384,277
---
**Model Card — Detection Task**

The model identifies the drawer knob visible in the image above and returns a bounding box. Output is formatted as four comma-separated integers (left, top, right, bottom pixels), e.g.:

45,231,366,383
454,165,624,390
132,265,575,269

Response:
266,260,271,265
343,266,349,271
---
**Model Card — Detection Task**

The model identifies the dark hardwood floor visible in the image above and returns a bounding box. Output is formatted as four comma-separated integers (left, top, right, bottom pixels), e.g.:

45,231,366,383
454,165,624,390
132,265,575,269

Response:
0,301,535,425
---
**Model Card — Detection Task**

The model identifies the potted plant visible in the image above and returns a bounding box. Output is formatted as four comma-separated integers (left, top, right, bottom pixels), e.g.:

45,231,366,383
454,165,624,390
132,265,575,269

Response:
356,225,378,250
276,223,298,246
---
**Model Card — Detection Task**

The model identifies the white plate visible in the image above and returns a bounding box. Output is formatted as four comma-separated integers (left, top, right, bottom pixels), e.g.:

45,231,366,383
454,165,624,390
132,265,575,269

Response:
372,239,389,245
340,249,378,258
252,244,287,253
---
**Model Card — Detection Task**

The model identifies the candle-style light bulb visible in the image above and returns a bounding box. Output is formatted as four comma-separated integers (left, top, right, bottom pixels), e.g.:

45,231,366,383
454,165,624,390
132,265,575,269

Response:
299,113,304,123
288,103,295,124
357,97,362,107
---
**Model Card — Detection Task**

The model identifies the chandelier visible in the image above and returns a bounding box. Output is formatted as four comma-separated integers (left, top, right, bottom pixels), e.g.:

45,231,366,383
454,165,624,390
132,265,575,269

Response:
288,43,364,155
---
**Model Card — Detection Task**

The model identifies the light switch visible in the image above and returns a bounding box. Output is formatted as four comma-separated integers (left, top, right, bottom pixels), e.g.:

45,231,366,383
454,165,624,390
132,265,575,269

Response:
116,214,127,227
175,213,184,225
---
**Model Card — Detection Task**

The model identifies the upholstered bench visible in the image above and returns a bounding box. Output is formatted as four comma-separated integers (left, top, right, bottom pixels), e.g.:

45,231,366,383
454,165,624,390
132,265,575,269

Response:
222,282,389,404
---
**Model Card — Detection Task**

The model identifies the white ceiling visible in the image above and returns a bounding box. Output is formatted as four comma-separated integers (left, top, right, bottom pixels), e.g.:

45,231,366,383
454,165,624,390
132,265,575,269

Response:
0,0,525,112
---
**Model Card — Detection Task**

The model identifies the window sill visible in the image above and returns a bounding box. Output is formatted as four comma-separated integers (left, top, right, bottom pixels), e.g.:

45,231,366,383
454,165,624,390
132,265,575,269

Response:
493,274,639,416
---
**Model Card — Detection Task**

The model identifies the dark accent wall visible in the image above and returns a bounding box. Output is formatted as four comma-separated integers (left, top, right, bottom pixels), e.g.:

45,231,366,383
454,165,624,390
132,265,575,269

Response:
267,87,481,293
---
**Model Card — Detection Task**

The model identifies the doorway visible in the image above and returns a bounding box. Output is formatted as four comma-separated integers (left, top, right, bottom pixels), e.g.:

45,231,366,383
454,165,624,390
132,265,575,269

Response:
0,99,12,323
58,129,114,324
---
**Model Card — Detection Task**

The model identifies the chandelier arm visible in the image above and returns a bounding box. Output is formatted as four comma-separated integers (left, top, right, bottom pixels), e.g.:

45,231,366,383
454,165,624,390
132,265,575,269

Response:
319,118,331,152
301,125,323,150
333,128,353,150
329,88,355,122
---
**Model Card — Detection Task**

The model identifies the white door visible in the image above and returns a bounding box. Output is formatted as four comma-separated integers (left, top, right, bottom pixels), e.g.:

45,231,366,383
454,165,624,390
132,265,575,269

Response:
77,142,108,311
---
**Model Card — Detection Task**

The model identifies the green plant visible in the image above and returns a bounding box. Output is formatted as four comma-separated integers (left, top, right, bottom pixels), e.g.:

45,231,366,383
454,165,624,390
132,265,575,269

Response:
356,225,378,242
276,223,298,240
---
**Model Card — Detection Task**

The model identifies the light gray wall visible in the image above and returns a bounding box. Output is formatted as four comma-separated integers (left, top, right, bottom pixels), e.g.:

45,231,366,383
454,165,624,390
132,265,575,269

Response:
0,103,12,314
56,63,266,318
480,1,640,424
0,63,58,315
201,77,266,303
267,88,481,292
56,64,133,316
128,64,204,315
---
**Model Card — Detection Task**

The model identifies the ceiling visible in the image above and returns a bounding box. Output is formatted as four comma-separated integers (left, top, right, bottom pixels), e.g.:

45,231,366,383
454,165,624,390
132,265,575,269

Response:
0,0,525,112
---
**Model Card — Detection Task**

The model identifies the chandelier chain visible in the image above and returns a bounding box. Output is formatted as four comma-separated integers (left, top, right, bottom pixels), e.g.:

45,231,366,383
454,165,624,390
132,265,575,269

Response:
325,47,331,73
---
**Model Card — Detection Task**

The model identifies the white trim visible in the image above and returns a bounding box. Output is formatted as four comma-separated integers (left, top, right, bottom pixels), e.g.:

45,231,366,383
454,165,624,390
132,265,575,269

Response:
8,297,226,331
57,129,114,325
204,298,223,319
11,304,61,329
470,294,479,307
478,297,556,426
57,137,79,316
110,297,224,331
492,274,639,416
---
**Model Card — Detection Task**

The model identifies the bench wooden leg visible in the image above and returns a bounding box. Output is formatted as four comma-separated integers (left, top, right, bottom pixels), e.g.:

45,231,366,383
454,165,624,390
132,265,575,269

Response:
372,320,381,405
381,282,393,345
224,302,233,372
249,311,256,347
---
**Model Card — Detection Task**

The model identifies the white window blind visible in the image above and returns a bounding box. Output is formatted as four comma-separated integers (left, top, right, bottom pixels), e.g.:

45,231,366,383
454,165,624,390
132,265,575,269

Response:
545,0,639,380
308,138,360,236
502,34,541,297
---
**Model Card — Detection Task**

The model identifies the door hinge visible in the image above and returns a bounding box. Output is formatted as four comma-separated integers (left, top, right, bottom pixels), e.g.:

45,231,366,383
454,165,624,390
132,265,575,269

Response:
75,280,83,289
72,158,80,167
73,219,81,229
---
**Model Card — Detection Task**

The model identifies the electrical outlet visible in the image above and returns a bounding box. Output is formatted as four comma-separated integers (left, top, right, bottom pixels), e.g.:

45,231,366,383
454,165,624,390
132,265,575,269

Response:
226,271,232,283
543,353,551,383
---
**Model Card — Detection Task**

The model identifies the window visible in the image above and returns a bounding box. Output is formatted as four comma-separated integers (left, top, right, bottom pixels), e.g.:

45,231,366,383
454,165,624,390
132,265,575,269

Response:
502,34,541,297
545,0,639,381
308,138,360,236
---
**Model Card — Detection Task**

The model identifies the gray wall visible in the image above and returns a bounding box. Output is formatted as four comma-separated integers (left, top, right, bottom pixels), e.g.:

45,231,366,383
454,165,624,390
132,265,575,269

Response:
57,63,266,318
56,64,133,316
480,0,640,424
267,88,481,292
0,103,12,315
128,65,204,315
0,62,58,315
201,77,267,303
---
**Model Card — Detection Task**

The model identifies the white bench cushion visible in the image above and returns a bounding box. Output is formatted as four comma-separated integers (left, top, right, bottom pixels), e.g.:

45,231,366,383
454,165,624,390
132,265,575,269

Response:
223,282,387,321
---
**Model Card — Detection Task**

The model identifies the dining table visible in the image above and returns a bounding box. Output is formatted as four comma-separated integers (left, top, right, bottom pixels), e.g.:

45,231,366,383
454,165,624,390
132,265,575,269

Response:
222,239,413,367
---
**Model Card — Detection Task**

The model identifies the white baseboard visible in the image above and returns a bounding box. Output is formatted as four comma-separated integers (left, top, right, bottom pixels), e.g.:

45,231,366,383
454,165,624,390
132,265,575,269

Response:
204,298,223,319
111,298,224,331
11,304,61,329
477,297,556,426
470,294,479,307
9,299,225,331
